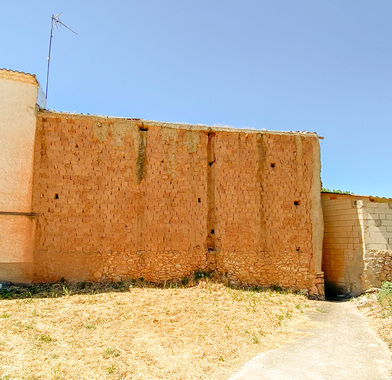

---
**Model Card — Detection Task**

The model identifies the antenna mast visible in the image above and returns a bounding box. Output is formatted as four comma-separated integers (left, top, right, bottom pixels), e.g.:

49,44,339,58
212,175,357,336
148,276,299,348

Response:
45,13,77,100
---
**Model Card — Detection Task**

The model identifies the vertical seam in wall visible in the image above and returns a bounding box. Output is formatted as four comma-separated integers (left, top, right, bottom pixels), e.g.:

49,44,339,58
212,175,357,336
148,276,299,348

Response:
136,124,148,251
137,125,147,184
256,134,266,251
356,200,367,288
310,137,323,275
206,131,216,253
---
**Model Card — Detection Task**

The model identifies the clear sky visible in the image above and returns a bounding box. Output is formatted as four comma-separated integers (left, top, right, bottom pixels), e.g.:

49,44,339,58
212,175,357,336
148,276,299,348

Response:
1,1,391,197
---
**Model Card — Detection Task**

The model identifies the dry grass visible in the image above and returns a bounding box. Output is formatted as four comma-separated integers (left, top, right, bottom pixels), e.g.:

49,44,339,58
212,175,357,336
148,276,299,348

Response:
355,290,392,350
0,278,314,380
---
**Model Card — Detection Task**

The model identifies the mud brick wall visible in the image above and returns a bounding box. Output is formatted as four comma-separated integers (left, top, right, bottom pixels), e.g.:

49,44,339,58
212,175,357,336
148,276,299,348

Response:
32,112,323,295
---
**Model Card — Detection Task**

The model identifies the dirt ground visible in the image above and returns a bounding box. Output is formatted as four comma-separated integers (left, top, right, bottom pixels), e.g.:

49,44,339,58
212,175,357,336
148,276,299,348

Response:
0,280,315,380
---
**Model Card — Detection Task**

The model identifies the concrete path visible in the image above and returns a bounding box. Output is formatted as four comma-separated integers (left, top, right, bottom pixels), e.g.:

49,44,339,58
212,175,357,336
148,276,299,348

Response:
229,301,392,380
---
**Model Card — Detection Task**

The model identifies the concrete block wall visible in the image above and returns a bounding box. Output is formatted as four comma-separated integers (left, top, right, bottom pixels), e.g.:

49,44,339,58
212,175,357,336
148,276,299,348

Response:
322,193,392,295
31,112,324,295
361,199,392,288
321,194,364,294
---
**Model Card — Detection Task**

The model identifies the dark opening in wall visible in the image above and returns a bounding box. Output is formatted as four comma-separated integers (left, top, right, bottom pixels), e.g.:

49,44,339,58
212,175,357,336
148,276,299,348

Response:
139,126,148,132
271,163,275,168
211,229,215,234
294,200,300,206
54,193,59,200
296,247,300,252
75,143,79,148
198,198,201,203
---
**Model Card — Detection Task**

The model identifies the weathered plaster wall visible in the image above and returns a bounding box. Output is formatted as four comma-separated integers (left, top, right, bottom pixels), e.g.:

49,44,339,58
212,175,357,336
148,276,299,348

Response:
322,193,392,295
0,69,38,283
32,112,324,295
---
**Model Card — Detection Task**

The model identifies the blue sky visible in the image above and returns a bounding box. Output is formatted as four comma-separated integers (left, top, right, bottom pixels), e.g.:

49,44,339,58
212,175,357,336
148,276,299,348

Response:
1,1,391,197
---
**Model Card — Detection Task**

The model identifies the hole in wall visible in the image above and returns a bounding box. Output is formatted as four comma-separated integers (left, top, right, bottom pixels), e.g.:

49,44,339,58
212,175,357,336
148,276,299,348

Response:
211,229,215,234
294,200,300,206
271,163,275,168
75,143,79,148
161,160,164,164
198,198,201,203
208,161,215,166
139,126,149,132
296,247,300,252
54,193,59,200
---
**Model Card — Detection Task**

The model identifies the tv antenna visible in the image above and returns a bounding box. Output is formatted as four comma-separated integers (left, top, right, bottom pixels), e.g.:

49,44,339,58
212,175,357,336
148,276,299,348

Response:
45,13,77,100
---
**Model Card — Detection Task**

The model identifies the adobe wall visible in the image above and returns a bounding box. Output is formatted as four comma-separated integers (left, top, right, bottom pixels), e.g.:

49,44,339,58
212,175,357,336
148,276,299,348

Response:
0,69,39,283
32,112,324,296
322,193,392,295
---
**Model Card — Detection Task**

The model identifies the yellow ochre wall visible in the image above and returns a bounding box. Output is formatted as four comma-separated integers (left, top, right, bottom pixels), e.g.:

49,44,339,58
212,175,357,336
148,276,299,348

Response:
0,69,39,283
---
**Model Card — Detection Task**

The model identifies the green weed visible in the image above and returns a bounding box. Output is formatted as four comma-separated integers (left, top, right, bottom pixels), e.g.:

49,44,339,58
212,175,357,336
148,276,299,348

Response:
106,365,116,374
378,281,392,309
36,334,53,343
103,347,120,359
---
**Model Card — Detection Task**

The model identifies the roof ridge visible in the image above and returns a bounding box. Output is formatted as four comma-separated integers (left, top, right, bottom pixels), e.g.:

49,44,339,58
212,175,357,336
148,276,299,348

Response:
0,68,38,85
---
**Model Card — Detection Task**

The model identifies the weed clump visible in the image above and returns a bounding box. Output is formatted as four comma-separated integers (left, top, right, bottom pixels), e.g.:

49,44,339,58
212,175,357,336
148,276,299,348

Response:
103,347,120,359
378,281,392,309
194,270,211,281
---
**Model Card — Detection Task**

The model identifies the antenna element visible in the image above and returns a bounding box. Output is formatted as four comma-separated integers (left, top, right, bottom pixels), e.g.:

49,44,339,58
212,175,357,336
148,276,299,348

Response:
45,13,77,100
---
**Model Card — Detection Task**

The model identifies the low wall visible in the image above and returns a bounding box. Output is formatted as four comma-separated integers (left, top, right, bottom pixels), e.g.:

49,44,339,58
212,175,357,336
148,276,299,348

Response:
322,193,392,295
31,112,324,296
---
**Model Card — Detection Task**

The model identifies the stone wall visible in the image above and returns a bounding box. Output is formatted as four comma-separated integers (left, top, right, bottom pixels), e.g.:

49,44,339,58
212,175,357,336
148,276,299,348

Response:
31,112,324,296
322,193,392,295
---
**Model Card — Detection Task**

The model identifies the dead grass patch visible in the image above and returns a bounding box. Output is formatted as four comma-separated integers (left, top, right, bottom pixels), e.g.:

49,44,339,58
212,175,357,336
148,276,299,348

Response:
355,291,392,350
0,279,314,379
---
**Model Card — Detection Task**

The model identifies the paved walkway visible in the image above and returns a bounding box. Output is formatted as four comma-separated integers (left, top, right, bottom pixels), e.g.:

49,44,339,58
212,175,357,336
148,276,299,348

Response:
229,301,392,380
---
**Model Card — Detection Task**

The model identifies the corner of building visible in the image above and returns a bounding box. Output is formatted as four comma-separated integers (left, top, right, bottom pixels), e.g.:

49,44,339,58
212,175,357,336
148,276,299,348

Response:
0,69,42,283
